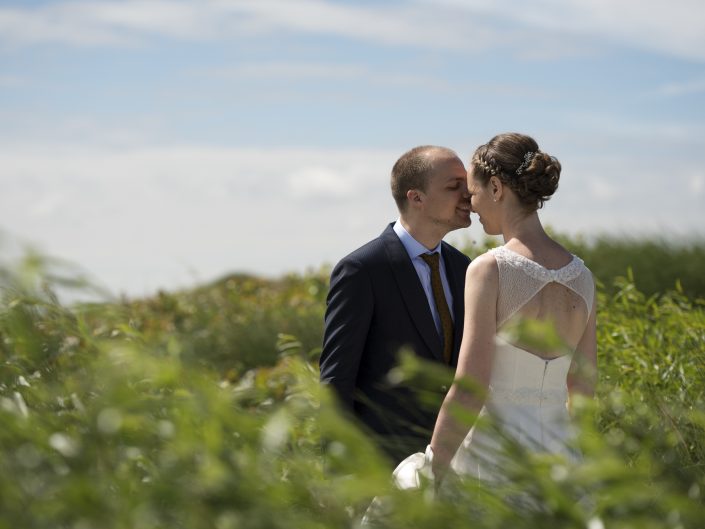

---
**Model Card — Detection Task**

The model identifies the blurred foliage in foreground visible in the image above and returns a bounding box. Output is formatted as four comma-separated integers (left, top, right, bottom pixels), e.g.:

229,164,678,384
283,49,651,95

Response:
1,243,704,528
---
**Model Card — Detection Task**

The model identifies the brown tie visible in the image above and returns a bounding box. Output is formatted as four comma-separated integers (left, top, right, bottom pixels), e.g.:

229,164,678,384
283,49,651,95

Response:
420,252,454,364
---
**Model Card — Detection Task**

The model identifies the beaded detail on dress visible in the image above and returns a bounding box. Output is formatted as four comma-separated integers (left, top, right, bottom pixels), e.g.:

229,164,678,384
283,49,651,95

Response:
490,246,584,283
489,246,595,328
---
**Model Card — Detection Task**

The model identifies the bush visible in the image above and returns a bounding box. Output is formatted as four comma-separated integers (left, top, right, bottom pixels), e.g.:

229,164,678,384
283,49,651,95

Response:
1,250,704,528
78,271,328,375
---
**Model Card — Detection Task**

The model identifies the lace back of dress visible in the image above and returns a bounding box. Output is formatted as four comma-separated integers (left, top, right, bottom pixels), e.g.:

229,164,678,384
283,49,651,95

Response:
490,246,594,329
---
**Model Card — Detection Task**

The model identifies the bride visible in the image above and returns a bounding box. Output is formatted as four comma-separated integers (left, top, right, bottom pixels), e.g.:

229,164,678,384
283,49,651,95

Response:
426,132,597,484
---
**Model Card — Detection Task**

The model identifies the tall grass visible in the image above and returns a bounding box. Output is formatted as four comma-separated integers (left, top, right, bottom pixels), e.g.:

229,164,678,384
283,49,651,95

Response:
460,233,705,299
78,270,328,374
557,234,705,300
1,242,704,528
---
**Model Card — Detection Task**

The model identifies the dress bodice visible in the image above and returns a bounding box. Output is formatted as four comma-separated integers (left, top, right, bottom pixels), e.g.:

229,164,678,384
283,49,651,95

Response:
485,245,594,406
489,246,594,328
488,338,571,406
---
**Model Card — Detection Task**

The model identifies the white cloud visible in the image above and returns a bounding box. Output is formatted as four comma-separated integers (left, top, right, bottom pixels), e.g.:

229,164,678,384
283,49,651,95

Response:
0,0,221,47
0,0,492,50
564,111,705,145
655,78,705,98
0,112,168,148
430,0,705,60
28,192,69,218
288,166,354,200
202,61,454,92
0,74,24,87
0,142,397,297
4,0,703,60
586,178,618,201
210,62,367,81
227,0,496,50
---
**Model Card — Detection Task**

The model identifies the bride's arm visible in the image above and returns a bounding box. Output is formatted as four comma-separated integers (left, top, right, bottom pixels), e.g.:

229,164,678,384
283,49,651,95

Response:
430,254,498,479
567,286,597,400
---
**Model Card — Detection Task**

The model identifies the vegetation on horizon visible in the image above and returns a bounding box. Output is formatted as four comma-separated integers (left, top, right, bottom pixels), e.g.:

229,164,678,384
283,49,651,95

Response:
460,231,705,299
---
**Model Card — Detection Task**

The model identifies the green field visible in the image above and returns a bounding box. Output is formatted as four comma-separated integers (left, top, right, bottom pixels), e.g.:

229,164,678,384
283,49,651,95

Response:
1,235,704,528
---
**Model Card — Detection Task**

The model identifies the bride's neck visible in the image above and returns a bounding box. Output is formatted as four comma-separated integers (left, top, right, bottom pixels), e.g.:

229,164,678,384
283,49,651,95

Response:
501,211,548,245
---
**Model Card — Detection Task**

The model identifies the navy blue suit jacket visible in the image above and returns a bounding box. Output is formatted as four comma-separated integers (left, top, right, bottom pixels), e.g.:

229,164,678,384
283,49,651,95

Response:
319,223,471,462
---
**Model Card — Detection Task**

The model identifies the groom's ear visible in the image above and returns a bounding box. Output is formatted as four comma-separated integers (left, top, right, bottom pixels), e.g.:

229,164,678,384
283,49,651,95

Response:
407,189,423,207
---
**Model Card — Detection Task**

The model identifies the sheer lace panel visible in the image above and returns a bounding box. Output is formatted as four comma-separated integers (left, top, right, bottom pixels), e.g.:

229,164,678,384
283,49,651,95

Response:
489,246,595,329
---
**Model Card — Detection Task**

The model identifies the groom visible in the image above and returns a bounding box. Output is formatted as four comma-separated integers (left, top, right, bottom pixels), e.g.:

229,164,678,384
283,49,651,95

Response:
319,145,472,463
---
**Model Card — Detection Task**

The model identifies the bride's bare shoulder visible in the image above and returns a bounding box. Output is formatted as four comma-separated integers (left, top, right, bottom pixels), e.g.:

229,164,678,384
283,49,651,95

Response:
465,251,499,283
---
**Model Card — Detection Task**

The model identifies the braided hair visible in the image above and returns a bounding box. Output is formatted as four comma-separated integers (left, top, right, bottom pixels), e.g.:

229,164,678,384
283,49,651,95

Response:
470,133,561,211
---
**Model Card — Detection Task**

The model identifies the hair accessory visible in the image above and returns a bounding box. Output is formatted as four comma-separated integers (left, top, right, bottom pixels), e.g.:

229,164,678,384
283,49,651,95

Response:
515,151,536,175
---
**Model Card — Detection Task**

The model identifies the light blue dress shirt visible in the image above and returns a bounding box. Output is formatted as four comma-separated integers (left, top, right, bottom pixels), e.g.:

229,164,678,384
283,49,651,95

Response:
393,220,455,338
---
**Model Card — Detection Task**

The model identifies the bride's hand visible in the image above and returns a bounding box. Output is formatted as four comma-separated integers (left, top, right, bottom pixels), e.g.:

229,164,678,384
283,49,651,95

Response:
427,444,450,485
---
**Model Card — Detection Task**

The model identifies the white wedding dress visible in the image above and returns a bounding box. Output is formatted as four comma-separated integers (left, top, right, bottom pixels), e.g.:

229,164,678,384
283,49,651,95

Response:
362,246,594,524
449,246,594,481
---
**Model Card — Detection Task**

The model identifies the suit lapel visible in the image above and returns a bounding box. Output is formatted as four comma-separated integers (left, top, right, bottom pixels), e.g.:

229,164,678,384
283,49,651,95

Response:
381,224,444,362
442,242,467,367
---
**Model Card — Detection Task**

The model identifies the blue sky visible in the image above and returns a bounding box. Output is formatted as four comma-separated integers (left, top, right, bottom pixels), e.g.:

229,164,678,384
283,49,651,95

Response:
1,0,704,298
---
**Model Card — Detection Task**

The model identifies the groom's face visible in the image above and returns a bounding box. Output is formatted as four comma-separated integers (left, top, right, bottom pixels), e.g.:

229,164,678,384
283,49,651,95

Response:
419,156,472,232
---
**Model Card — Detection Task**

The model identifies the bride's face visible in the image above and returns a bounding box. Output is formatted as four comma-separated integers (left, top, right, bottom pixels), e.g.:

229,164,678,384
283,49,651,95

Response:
467,166,501,235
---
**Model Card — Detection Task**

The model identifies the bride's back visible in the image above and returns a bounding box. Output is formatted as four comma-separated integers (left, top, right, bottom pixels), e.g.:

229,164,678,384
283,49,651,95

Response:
491,244,594,359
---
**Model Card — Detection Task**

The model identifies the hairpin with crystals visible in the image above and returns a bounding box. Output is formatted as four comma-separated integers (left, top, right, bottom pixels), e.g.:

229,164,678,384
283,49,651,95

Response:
515,151,536,175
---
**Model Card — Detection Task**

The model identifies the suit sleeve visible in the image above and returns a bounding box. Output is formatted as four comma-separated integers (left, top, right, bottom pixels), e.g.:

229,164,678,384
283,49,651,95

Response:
319,257,373,409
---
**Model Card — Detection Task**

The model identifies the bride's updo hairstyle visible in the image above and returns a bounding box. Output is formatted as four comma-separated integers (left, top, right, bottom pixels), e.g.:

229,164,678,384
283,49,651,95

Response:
471,132,561,212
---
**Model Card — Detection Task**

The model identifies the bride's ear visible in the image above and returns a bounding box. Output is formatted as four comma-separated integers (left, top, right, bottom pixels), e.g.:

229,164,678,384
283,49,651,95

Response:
489,176,503,202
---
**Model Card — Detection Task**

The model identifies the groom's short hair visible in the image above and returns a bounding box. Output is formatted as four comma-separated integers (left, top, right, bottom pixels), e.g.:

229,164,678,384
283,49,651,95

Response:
391,145,459,212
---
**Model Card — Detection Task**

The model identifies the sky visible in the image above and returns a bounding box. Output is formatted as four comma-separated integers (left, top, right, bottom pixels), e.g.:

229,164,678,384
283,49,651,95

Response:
1,0,704,299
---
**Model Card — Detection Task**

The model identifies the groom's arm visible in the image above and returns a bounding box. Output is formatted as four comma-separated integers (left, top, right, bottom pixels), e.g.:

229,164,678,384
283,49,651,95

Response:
319,257,373,410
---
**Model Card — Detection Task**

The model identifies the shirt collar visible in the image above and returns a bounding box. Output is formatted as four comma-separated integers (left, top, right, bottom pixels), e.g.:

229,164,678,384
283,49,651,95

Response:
393,219,442,260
